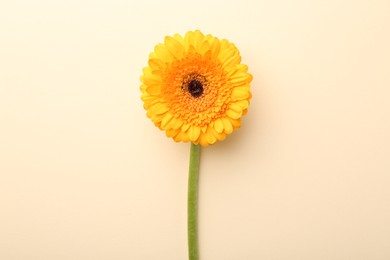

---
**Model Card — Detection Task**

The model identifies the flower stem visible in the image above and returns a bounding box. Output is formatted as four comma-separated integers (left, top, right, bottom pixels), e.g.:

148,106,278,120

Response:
188,142,201,260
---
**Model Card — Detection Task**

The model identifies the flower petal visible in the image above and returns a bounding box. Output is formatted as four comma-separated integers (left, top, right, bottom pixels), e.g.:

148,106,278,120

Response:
222,117,233,134
222,54,241,69
230,71,253,84
149,103,169,115
173,130,190,142
235,100,250,110
230,118,241,129
154,44,174,62
165,117,183,130
164,36,185,59
198,40,210,55
193,30,205,49
210,127,226,141
146,84,161,95
205,126,217,144
166,128,180,138
231,86,250,101
226,105,243,119
182,123,191,132
161,113,173,128
214,118,224,134
218,40,236,64
148,58,165,70
173,33,186,48
205,35,221,59
189,125,201,142
184,31,195,48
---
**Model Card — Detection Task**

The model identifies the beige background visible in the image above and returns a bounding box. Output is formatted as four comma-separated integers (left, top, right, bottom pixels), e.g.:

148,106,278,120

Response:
1,0,390,259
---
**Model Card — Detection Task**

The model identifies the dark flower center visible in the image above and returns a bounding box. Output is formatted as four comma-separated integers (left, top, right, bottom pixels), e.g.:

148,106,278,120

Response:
188,80,204,98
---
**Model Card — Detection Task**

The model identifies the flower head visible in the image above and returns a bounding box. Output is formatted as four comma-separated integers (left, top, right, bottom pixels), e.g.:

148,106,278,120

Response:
140,30,252,146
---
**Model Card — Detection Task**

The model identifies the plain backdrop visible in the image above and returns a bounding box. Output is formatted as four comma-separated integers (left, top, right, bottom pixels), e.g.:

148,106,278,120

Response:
1,0,390,259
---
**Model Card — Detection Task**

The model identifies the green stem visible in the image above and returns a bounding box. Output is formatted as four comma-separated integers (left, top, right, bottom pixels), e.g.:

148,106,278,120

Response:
188,142,201,260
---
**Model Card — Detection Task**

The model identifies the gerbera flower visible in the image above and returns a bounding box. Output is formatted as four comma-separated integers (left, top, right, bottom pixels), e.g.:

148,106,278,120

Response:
140,30,252,146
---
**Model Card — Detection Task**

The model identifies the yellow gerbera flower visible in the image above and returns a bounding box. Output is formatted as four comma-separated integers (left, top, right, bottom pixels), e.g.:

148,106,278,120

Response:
140,30,252,146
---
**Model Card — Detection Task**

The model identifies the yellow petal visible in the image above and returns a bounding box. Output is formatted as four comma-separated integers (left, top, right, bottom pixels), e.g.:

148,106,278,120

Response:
205,35,221,59
181,131,190,142
146,84,161,95
226,108,242,119
148,58,165,70
230,64,248,75
146,110,152,119
144,97,160,105
210,127,226,141
230,118,241,129
166,128,180,138
217,133,226,141
142,73,162,95
184,31,195,48
222,117,233,134
218,41,236,64
164,117,176,129
188,125,201,142
235,100,250,110
173,134,181,142
198,40,210,55
226,110,241,119
151,113,165,124
154,44,174,62
187,45,196,54
199,133,209,146
173,131,186,142
165,117,183,130
182,131,191,142
219,39,230,51
214,118,224,134
205,126,217,144
173,33,186,49
164,36,185,59
142,73,161,85
182,123,191,132
230,72,253,84
202,49,213,59
141,66,152,76
222,54,241,69
231,86,250,101
161,113,173,128
193,30,205,49
171,118,183,129
150,103,169,115
141,94,156,103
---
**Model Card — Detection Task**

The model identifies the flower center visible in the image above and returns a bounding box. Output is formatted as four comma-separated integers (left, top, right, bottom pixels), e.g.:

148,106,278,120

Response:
187,79,204,98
